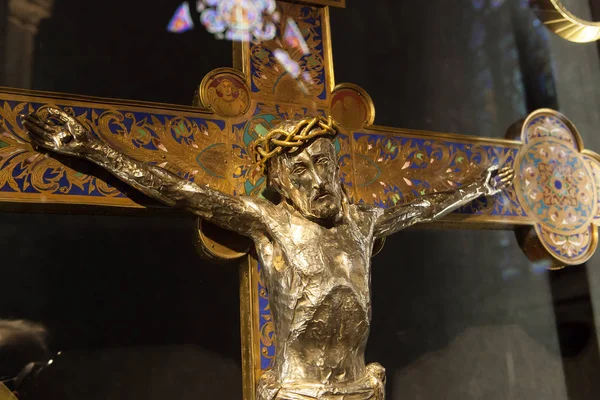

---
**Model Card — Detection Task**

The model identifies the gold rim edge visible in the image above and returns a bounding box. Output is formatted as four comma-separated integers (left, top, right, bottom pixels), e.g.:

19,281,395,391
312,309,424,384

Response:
0,87,215,115
533,0,600,43
332,82,376,127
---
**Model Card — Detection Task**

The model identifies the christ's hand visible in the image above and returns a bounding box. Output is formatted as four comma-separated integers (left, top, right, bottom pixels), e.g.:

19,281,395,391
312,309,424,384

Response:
480,165,515,196
22,107,98,157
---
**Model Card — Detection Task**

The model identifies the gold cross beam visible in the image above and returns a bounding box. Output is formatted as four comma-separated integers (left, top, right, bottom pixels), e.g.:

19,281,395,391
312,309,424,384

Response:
0,1,599,398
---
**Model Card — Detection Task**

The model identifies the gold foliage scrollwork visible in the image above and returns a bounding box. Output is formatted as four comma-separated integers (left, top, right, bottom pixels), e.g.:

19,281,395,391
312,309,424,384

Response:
352,132,523,218
0,100,228,206
0,102,119,199
258,266,276,369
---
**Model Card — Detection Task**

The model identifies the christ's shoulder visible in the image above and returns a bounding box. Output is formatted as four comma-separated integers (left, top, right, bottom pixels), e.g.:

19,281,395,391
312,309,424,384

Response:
347,202,383,230
349,202,383,218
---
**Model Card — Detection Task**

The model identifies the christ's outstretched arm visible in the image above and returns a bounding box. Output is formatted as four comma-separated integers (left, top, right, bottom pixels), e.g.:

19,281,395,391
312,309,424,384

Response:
23,107,274,237
371,165,514,238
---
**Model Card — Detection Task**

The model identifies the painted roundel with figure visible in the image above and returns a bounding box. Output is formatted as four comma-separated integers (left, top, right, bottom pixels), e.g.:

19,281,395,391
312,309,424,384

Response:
514,109,599,264
199,68,251,118
330,83,375,132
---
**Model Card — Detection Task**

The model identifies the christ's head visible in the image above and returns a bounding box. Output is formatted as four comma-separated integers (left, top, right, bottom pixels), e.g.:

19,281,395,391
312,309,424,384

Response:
253,116,344,223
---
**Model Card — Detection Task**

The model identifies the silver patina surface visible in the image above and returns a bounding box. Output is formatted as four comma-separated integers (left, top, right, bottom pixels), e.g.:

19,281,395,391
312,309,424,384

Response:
23,110,513,400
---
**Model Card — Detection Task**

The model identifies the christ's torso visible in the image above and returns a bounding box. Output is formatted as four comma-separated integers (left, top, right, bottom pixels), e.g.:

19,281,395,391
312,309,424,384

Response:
254,204,377,391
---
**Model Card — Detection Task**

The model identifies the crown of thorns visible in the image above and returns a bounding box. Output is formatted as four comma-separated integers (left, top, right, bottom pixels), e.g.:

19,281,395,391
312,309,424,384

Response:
252,115,339,175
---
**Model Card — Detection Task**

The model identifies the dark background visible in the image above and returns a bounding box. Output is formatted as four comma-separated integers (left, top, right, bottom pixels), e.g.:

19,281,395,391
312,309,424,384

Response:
1,0,600,398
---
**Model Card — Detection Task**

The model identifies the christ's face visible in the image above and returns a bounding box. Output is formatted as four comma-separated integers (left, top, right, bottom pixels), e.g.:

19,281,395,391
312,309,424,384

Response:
270,138,342,222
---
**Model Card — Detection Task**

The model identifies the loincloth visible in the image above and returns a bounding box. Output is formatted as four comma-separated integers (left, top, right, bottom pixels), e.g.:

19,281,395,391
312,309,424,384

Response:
257,363,385,400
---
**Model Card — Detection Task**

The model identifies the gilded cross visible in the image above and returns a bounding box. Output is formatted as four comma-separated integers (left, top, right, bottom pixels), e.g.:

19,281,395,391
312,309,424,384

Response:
0,1,599,398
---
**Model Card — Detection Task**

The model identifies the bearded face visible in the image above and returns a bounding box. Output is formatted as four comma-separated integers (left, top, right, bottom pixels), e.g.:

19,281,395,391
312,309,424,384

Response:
269,137,343,222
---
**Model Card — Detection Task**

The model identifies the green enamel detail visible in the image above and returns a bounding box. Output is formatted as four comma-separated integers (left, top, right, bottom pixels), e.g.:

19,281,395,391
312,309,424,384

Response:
255,123,269,137
334,138,341,154
256,48,269,60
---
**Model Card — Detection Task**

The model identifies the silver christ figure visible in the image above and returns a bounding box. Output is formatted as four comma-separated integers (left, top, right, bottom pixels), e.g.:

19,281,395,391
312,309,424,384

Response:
23,109,514,400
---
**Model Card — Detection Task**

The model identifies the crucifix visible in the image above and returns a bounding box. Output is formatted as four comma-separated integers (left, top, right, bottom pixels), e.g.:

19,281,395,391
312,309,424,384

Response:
1,1,600,399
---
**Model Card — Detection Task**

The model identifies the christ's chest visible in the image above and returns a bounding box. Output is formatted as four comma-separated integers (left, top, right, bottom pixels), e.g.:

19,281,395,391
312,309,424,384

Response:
274,221,372,289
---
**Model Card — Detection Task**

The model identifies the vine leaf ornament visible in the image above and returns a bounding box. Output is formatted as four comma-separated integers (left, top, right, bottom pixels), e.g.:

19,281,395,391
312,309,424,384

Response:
531,0,600,43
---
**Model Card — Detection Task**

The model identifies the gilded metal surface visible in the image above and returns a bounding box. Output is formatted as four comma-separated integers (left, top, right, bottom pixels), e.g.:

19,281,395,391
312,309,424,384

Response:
240,256,262,398
23,111,513,399
0,383,17,400
194,219,252,262
531,0,600,43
